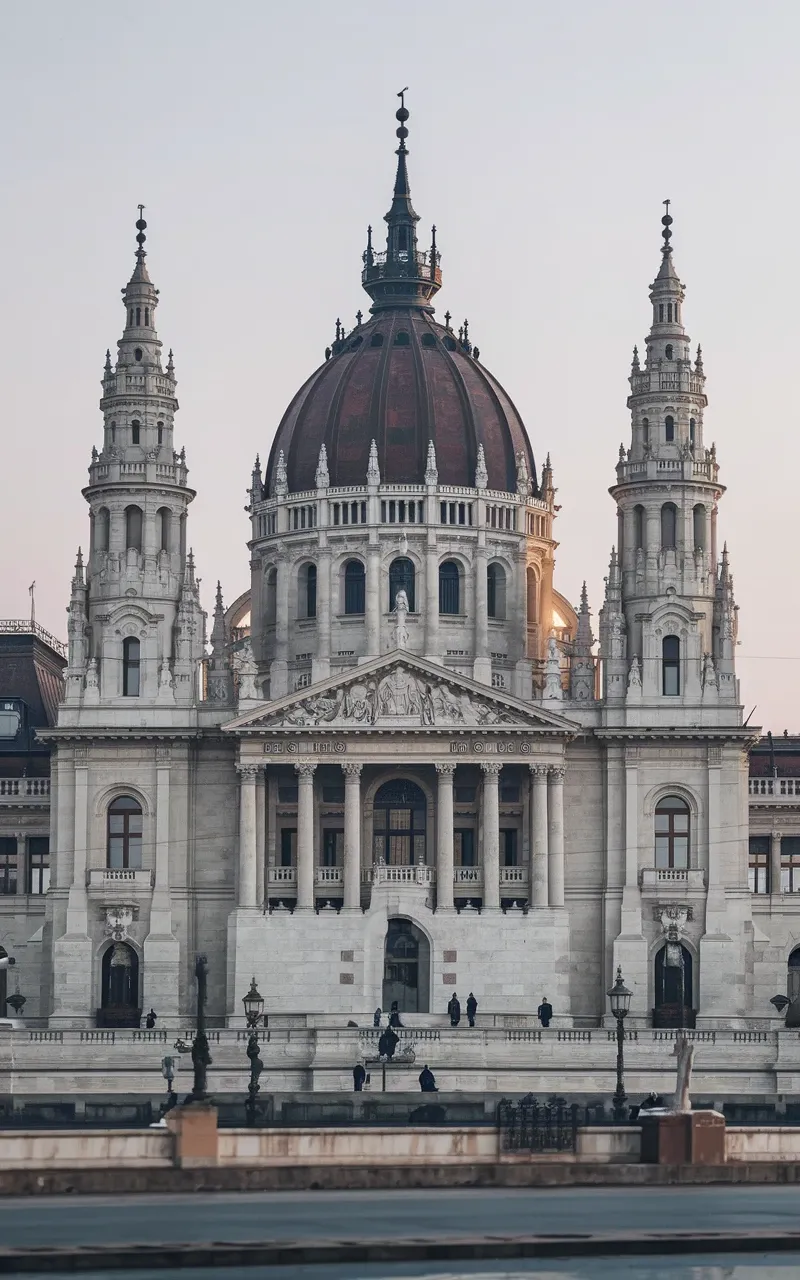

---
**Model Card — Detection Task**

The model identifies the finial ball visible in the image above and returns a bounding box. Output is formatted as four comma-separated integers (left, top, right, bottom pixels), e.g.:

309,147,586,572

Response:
396,125,408,142
396,105,409,123
135,218,147,232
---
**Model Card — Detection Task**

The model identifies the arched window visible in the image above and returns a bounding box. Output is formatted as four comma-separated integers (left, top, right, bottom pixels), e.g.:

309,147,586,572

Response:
665,343,673,360
125,506,143,552
661,502,677,550
662,635,680,696
370,333,384,348
96,507,110,553
641,418,649,448
693,504,705,551
373,780,426,866
131,419,140,445
157,421,164,445
634,504,645,550
689,417,696,446
264,567,277,626
395,330,410,346
487,563,506,619
665,415,675,443
439,561,460,615
421,333,436,348
156,507,171,553
667,304,673,323
122,637,141,697
302,563,317,619
344,560,366,615
655,795,690,868
110,420,116,443
107,796,143,869
389,558,415,612
654,943,693,1028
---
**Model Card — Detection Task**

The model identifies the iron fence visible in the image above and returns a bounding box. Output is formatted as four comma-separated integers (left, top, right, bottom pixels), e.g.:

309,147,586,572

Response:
497,1094,579,1153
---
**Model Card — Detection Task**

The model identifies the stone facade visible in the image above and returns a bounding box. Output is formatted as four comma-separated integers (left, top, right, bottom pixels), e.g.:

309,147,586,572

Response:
2,113,799,1057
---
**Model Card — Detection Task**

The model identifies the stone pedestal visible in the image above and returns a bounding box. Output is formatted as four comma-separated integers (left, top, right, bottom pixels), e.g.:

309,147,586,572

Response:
166,1104,219,1167
640,1110,726,1165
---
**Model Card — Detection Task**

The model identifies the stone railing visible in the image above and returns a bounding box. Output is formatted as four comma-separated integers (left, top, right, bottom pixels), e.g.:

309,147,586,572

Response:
640,868,706,889
0,778,50,802
372,864,435,887
86,869,154,892
0,620,66,657
268,867,297,885
750,778,800,802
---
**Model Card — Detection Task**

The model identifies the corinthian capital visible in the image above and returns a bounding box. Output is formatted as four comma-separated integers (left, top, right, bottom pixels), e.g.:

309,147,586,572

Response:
295,762,317,780
342,763,363,779
236,764,260,782
480,761,503,777
548,766,566,783
435,763,457,778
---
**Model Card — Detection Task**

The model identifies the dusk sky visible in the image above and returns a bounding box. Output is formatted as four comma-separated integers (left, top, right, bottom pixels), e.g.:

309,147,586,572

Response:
1,0,797,728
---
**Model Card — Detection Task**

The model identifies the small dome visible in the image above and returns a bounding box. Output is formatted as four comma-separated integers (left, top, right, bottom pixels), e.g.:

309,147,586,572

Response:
265,310,536,494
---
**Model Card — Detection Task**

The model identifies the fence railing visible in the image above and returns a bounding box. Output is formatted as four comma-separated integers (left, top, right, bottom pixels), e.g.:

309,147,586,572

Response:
497,1095,579,1153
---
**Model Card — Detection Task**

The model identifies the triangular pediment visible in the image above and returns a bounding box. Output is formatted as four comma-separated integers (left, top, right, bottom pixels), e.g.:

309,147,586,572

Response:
222,651,578,735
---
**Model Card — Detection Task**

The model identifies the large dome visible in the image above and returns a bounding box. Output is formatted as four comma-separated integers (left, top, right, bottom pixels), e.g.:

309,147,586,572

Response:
265,309,537,495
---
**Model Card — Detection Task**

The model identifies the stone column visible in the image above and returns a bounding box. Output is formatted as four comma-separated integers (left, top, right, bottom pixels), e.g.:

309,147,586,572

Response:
436,763,456,911
256,768,266,908
314,549,331,682
153,761,171,895
473,544,490,684
271,555,290,697
65,763,90,934
366,544,381,657
425,542,439,660
15,833,26,896
295,762,316,909
771,831,782,896
237,765,259,908
343,764,362,910
481,763,502,909
529,765,549,906
547,766,565,907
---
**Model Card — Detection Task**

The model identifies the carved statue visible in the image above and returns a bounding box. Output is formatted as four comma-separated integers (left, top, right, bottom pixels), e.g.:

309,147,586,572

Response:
627,656,641,688
392,589,410,650
235,640,260,700
85,658,99,689
672,1034,694,1114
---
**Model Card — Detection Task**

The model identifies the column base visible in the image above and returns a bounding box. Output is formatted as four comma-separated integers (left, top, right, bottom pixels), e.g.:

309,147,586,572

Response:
50,929,94,1025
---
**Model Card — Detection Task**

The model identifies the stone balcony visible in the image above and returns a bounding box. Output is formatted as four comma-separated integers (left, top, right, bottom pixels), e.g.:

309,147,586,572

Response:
266,864,530,898
640,868,706,890
86,869,154,899
0,778,50,805
749,778,800,804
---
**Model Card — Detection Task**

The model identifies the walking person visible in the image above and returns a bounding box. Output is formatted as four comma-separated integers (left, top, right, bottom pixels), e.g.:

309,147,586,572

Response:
466,992,478,1028
419,1064,438,1092
373,1007,382,1028
447,992,461,1027
537,996,553,1028
352,1062,366,1092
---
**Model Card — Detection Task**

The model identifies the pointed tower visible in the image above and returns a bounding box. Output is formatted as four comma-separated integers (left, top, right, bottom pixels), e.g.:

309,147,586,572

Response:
361,89,442,313
74,209,205,713
570,583,596,702
605,202,738,716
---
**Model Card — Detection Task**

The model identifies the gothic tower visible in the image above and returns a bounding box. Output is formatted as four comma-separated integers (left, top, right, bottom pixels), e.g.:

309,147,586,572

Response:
600,203,739,721
62,210,205,714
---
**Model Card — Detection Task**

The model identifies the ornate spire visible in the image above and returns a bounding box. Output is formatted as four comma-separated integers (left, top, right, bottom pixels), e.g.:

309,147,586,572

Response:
361,92,442,313
570,582,595,702
273,449,288,498
424,439,438,486
367,438,381,485
475,444,488,490
115,206,163,374
315,443,330,489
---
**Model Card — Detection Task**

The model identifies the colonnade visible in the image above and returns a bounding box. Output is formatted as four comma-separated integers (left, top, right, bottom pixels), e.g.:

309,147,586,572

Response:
235,759,567,912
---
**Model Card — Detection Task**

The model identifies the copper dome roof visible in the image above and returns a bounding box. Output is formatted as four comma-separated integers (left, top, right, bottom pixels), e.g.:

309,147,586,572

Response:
264,97,538,497
265,310,537,495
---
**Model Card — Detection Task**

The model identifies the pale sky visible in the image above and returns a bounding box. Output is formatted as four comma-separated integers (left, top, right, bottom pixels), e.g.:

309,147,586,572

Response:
1,0,797,729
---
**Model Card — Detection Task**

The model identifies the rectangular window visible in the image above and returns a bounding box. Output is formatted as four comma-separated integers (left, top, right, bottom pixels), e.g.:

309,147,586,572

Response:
280,828,297,867
454,829,475,866
501,828,518,867
749,836,770,894
781,836,800,893
454,786,476,803
0,837,17,894
321,786,345,804
27,836,50,895
322,829,344,867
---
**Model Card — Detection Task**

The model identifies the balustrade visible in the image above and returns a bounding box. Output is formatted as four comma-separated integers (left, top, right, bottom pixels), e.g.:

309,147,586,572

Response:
750,777,800,800
0,777,50,799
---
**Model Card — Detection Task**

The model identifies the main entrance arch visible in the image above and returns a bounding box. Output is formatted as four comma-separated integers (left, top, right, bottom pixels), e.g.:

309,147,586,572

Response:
383,918,430,1014
98,942,141,1028
653,942,695,1028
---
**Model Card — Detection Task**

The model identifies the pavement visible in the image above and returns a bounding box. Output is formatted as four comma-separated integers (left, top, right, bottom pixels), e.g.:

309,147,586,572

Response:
2,1185,800,1250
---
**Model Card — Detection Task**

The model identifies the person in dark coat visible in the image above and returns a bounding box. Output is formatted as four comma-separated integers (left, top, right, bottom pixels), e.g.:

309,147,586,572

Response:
373,1007,382,1028
447,993,461,1027
419,1064,438,1092
353,1062,366,1092
378,1026,399,1060
389,1000,403,1028
466,993,478,1027
537,997,553,1028
145,1009,157,1029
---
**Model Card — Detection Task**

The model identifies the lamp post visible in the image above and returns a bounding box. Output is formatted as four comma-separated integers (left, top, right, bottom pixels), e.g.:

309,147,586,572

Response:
161,1055,177,1114
188,954,211,1103
608,966,632,1123
242,978,266,1126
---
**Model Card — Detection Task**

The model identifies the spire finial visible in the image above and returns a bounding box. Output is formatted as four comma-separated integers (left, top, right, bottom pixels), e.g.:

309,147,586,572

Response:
135,204,147,260
396,87,409,153
661,198,673,258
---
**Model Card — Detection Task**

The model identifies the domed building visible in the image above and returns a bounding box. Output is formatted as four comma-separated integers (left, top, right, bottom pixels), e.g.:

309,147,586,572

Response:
27,99,772,1077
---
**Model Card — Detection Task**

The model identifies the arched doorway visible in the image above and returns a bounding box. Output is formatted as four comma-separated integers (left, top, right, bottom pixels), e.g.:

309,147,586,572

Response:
98,942,140,1028
653,943,695,1028
786,949,800,1027
0,947,7,1017
383,918,430,1014
373,780,427,866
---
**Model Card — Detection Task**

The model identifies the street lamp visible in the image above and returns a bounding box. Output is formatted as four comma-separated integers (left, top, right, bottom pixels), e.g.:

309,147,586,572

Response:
161,1055,177,1115
608,966,632,1123
242,977,265,1029
187,954,212,1103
